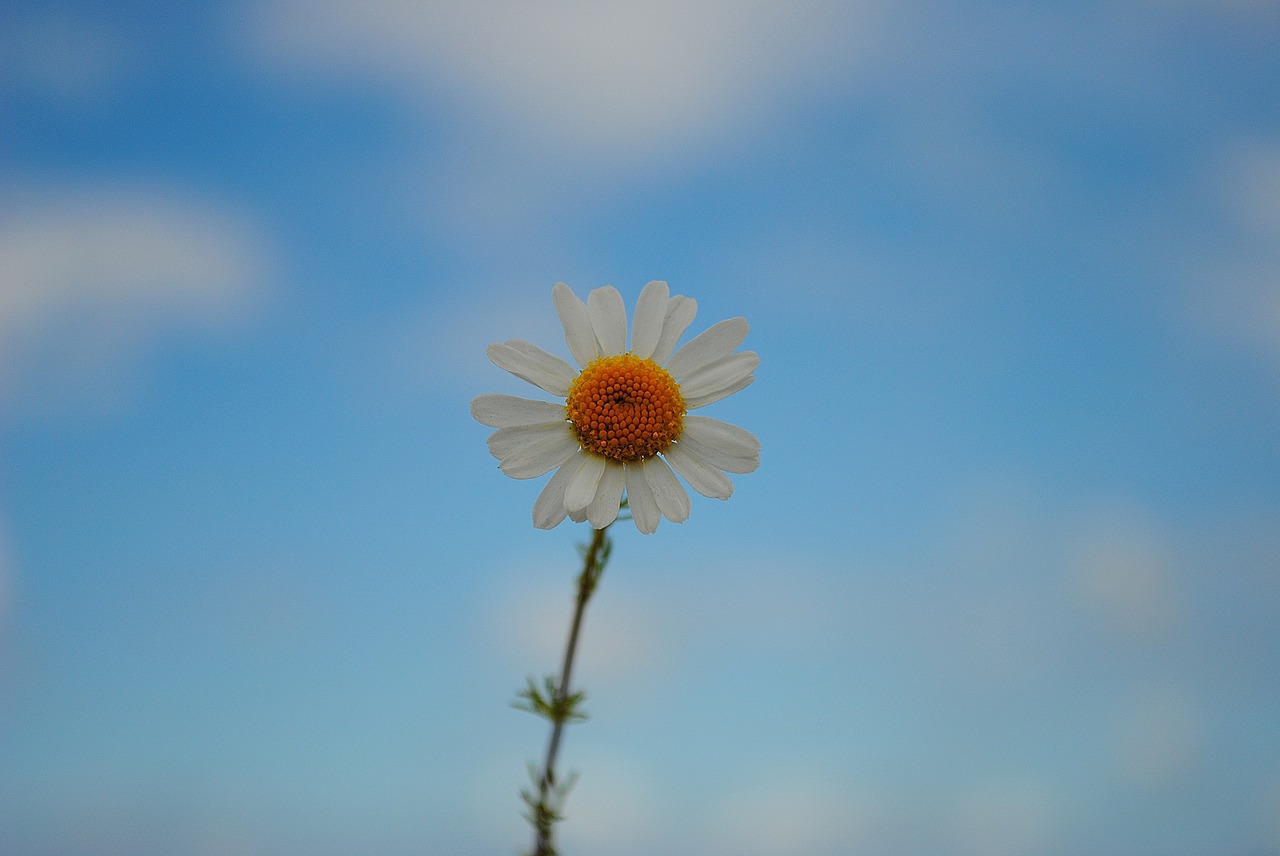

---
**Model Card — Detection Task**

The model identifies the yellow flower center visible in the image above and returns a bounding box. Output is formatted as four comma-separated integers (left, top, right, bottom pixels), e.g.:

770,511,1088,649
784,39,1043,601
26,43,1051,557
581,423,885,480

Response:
565,354,685,462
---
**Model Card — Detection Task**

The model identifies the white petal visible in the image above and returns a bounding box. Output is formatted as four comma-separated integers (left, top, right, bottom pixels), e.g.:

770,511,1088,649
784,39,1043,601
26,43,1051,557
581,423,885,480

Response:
471,394,565,428
533,456,585,529
496,443,576,481
685,373,755,409
552,282,600,367
629,280,669,360
486,340,576,397
624,462,661,534
663,442,734,499
676,432,758,474
587,461,625,529
678,351,759,400
664,317,748,379
489,424,578,479
486,422,567,456
642,455,690,523
683,415,761,459
650,295,697,366
564,453,606,513
587,286,628,355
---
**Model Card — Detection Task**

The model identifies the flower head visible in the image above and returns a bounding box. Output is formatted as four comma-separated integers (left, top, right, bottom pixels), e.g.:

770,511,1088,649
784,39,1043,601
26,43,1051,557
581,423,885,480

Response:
471,281,759,534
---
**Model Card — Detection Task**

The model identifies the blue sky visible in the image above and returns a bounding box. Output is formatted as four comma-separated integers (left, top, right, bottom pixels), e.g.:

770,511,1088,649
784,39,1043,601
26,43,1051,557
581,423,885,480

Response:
2,1,1279,854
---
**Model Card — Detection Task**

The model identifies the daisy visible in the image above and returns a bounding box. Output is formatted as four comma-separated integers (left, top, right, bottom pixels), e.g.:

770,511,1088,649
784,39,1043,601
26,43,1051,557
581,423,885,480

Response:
471,281,760,534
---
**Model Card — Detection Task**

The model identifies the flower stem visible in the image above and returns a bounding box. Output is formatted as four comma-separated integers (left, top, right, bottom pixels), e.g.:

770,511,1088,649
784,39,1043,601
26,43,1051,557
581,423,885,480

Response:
527,523,612,856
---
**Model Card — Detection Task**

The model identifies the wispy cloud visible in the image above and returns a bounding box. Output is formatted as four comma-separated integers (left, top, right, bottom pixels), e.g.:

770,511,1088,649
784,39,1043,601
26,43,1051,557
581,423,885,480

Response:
242,0,877,251
1111,683,1201,787
1071,503,1182,639
382,285,560,394
1180,139,1280,373
0,181,271,416
951,775,1063,856
0,520,12,679
556,750,662,854
0,10,135,102
246,0,869,163
702,772,879,856
485,558,674,696
1261,774,1280,853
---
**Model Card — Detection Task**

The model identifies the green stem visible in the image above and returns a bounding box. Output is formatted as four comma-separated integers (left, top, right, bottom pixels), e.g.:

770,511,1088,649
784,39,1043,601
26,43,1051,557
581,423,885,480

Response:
530,524,611,856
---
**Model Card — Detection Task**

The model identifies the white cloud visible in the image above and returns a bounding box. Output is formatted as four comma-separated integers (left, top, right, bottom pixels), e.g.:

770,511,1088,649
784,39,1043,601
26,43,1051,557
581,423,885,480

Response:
557,751,661,854
1260,773,1280,852
0,11,134,102
0,521,9,607
1226,141,1280,239
386,284,561,393
681,556,845,653
1111,683,1200,786
243,0,876,250
487,567,672,694
703,773,878,856
951,776,1062,856
0,180,271,699
246,0,869,163
1071,503,1181,638
468,746,662,856
0,182,270,416
718,226,976,334
1175,139,1280,374
0,520,11,659
1199,266,1280,370
481,547,849,725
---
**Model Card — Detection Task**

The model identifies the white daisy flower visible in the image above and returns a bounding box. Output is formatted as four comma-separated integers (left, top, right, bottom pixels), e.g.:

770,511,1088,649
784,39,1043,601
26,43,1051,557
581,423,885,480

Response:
471,281,760,534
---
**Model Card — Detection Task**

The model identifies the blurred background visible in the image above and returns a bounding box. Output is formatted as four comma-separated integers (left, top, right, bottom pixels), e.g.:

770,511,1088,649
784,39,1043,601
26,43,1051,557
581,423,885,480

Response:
2,2,1279,854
